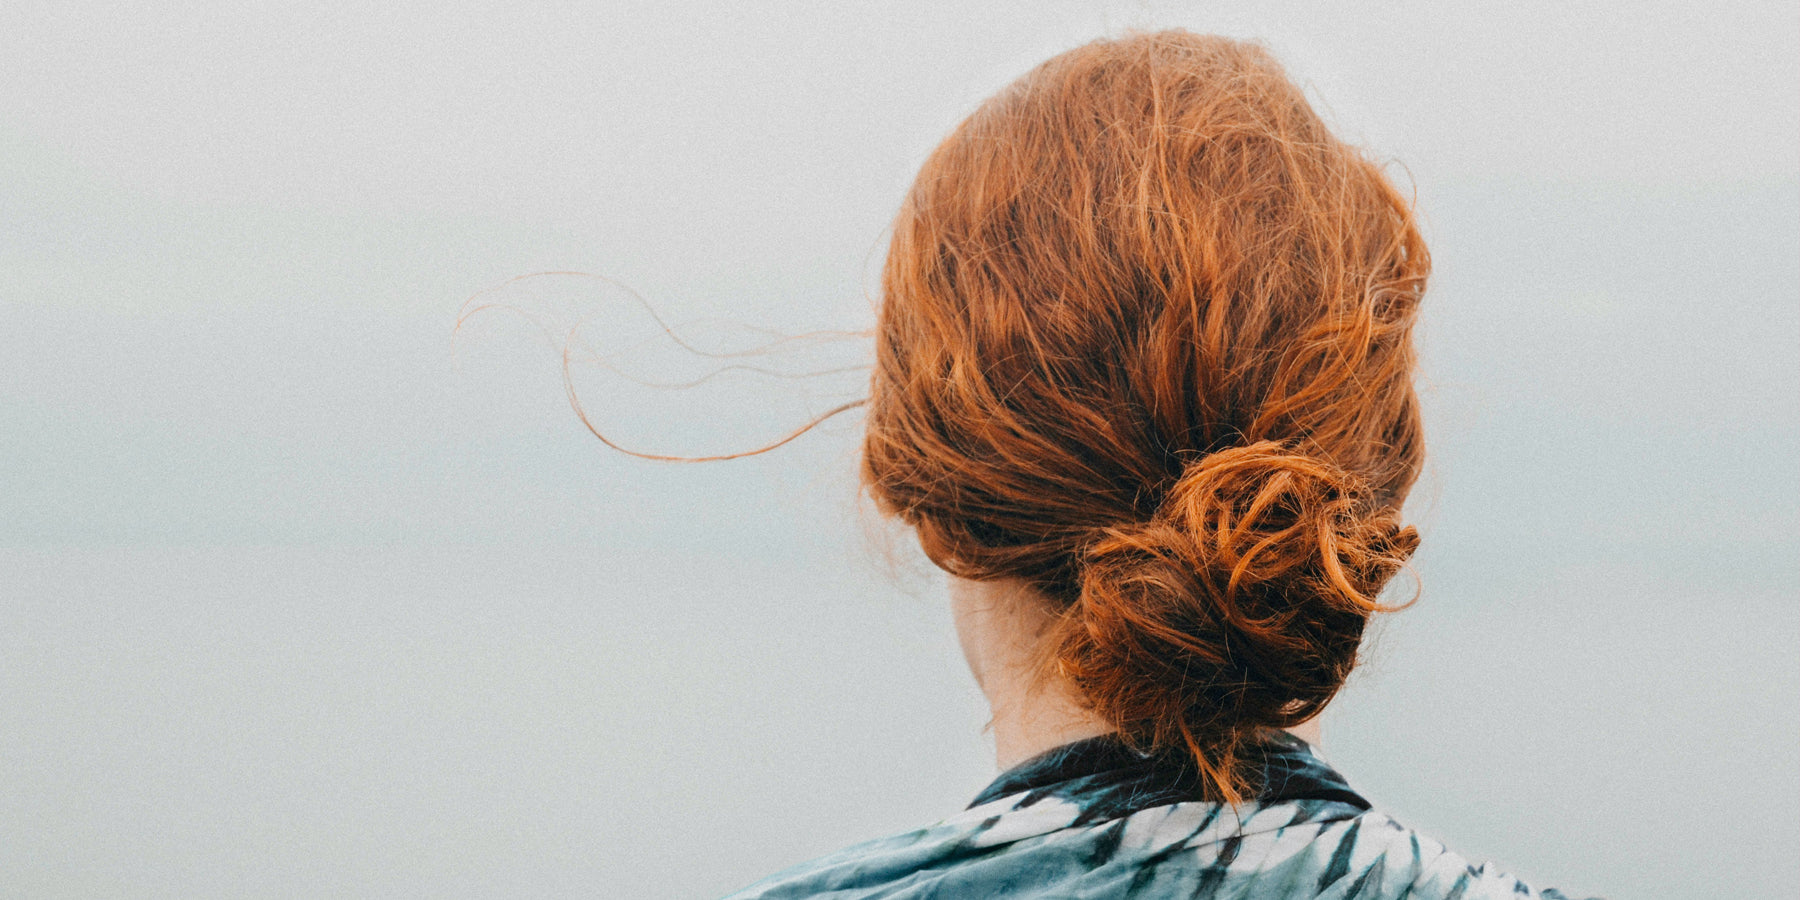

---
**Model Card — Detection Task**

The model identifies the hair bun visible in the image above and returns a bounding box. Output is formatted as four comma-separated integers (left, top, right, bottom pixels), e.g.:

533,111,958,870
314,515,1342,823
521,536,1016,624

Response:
1050,441,1418,801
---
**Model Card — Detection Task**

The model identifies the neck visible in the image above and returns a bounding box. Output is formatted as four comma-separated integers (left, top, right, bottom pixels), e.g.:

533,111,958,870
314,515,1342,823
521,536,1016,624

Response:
949,577,1113,770
948,576,1325,772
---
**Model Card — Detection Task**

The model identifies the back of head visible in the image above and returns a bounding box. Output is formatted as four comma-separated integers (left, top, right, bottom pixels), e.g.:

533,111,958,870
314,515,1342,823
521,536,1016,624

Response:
862,31,1429,801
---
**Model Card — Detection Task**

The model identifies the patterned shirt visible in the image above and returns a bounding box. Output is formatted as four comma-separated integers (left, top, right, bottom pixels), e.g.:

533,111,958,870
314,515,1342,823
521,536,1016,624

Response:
724,733,1594,898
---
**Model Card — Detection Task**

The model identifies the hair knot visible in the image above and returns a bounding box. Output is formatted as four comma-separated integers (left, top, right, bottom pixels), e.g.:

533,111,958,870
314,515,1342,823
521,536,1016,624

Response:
1049,441,1418,802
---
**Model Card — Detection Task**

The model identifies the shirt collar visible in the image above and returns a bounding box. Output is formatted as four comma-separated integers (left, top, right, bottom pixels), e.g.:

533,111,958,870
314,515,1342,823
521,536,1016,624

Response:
968,730,1369,822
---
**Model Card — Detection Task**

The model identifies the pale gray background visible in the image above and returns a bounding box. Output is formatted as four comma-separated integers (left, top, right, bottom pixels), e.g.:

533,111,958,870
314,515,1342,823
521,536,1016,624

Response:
2,2,1796,898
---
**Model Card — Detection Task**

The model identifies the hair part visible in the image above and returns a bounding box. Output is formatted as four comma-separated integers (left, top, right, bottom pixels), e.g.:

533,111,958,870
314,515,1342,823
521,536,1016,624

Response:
862,30,1429,803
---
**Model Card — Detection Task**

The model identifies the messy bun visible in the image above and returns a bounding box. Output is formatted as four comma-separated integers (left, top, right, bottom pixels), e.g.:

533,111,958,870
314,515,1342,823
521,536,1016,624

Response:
1053,443,1418,802
862,31,1430,800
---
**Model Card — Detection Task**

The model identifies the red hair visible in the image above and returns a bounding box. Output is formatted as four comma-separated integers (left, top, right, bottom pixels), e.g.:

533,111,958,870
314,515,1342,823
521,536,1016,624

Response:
861,31,1428,802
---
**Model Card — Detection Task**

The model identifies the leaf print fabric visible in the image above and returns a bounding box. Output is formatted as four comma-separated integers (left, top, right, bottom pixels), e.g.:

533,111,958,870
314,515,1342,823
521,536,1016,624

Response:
724,733,1596,899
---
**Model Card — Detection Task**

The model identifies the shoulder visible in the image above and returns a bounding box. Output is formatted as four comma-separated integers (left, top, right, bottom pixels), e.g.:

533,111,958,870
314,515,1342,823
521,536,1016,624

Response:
722,801,1598,900
1254,809,1597,900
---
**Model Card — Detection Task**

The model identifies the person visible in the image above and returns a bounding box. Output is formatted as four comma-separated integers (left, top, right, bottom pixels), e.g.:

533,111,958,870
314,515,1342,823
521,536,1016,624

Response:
721,30,1592,900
